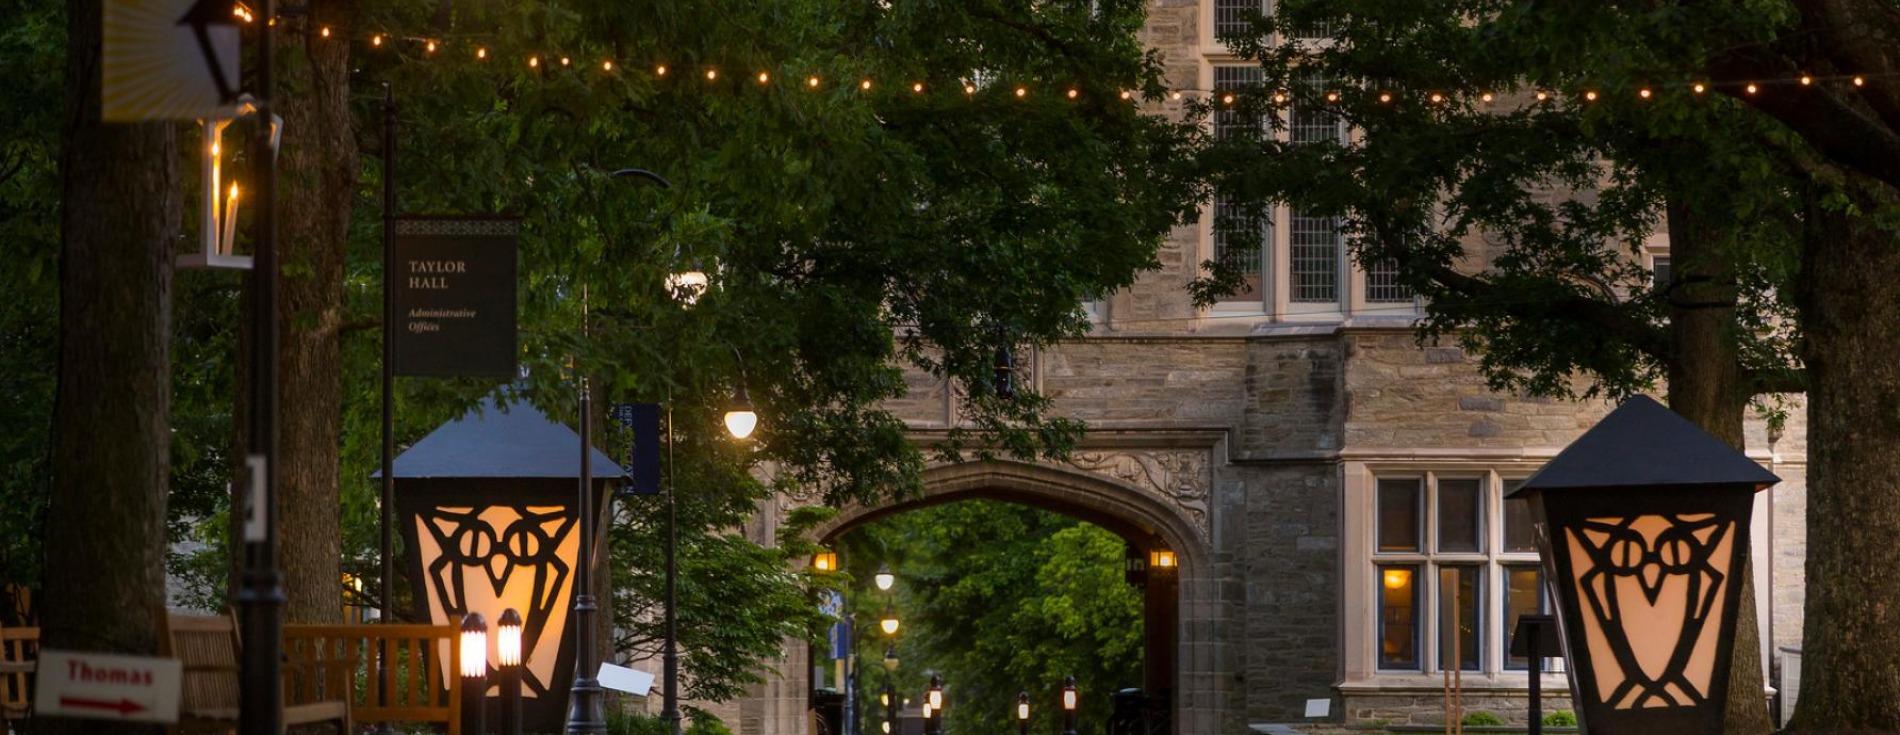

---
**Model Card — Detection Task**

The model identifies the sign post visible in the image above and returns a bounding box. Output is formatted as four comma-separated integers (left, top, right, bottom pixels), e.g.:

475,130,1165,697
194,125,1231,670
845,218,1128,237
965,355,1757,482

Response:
35,650,182,724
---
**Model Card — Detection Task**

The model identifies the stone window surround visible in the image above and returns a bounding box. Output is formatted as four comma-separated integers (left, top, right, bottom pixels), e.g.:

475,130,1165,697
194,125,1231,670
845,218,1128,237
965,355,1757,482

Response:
1339,457,1573,693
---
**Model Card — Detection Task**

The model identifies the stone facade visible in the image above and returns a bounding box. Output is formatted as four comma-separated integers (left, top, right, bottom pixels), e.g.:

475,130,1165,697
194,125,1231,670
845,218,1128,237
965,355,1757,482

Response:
739,1,1813,733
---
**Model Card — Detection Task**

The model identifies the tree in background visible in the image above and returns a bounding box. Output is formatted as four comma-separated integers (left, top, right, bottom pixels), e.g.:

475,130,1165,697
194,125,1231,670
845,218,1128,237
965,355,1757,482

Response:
842,501,1143,735
1201,0,1900,730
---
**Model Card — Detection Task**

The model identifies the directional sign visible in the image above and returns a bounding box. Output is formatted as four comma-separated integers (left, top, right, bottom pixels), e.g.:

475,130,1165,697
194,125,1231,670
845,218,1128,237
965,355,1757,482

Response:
35,650,182,724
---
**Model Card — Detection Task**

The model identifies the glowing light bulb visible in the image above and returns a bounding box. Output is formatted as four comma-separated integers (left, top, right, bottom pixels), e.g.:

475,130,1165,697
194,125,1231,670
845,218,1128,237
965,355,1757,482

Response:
1854,76,1866,87
1800,75,1813,85
1429,93,1443,103
1015,87,1026,97
319,26,330,38
1119,90,1131,99
759,72,771,84
706,69,717,80
476,48,486,59
1693,83,1705,94
912,82,924,93
1170,91,1181,100
1746,83,1758,94
1379,93,1391,103
1639,88,1651,98
1325,92,1339,102
560,57,570,66
1584,90,1597,101
1066,88,1077,99
529,56,539,68
656,65,668,76
861,79,872,90
603,60,613,72
809,76,820,87
372,35,383,47
966,85,976,94
1272,93,1285,104
1535,91,1548,101
426,40,436,53
1480,92,1493,103
1221,93,1234,104
1383,568,1410,590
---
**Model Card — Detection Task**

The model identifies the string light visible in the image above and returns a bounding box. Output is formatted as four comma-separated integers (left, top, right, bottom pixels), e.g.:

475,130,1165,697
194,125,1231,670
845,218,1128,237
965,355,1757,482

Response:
1480,92,1493,103
1221,93,1234,104
319,26,330,38
1746,83,1758,94
912,82,924,93
1325,92,1339,102
372,34,382,47
1119,90,1131,100
426,40,436,54
1535,91,1548,101
1854,76,1866,87
706,69,718,80
1639,88,1650,99
1584,90,1597,101
1016,87,1027,97
809,76,820,88
1170,91,1181,100
476,47,486,60
966,84,977,94
1272,92,1285,103
656,65,668,76
758,71,771,84
603,60,613,72
1429,93,1443,103
861,79,872,90
529,56,539,68
1800,75,1812,85
1067,89,1078,99
1379,92,1391,103
1693,83,1705,94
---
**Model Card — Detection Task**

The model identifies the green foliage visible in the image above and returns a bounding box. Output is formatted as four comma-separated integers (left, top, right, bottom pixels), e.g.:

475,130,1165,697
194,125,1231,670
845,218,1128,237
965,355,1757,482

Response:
1196,0,1805,401
1542,710,1578,727
842,501,1143,735
1460,710,1505,726
607,711,673,735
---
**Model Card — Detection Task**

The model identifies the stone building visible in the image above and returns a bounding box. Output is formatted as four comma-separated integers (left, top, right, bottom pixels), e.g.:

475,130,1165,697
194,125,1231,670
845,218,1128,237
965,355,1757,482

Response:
736,2,1811,733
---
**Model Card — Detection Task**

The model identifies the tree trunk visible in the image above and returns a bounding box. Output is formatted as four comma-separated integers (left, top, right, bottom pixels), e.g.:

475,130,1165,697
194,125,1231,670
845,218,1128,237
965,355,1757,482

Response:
275,0,357,626
1662,198,1774,734
37,0,177,731
1786,190,1900,733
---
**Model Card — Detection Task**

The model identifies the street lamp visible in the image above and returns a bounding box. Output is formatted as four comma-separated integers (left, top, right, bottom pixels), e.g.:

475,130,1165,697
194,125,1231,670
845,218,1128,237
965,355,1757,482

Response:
880,608,900,636
460,613,488,735
498,608,524,735
874,566,895,592
1017,691,1031,735
724,385,758,439
1061,676,1078,735
882,645,899,674
926,675,944,735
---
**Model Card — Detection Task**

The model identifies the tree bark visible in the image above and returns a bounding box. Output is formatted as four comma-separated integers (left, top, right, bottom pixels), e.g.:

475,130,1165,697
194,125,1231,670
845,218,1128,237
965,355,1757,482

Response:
274,0,357,626
1786,189,1900,733
1662,198,1774,735
37,0,177,731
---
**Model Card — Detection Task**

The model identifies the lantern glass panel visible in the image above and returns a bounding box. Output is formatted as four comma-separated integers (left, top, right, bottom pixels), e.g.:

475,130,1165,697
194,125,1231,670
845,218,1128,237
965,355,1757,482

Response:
1437,566,1481,671
1377,478,1422,552
1503,565,1547,670
1376,564,1419,669
1436,478,1484,553
1502,480,1537,552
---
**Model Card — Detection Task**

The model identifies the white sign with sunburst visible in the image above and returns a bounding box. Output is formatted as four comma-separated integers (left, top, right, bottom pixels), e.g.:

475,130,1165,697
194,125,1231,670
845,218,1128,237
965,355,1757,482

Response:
104,0,241,121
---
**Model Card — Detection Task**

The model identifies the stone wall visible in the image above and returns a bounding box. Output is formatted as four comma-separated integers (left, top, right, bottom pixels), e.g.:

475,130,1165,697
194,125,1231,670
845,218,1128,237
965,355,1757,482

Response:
1240,463,1341,722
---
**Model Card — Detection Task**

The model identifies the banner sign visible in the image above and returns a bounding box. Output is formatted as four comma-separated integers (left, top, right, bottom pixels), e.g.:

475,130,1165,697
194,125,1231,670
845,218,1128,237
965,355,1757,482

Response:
609,403,662,496
104,0,242,121
392,217,519,378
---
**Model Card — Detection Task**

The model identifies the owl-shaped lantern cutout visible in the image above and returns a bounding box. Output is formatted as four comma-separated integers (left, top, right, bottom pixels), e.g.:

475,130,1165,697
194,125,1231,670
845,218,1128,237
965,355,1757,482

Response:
381,397,625,733
1508,395,1776,735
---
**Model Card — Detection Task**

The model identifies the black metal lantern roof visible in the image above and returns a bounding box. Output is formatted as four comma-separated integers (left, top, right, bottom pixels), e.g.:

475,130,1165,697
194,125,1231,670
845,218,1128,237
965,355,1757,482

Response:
1508,394,1778,496
373,396,627,480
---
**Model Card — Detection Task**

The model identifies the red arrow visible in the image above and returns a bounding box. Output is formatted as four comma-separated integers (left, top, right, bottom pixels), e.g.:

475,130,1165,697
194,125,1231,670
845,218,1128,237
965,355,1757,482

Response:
58,695,146,716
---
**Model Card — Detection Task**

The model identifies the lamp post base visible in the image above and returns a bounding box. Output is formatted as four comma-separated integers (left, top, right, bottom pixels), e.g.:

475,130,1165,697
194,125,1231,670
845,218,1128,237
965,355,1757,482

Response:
566,677,608,734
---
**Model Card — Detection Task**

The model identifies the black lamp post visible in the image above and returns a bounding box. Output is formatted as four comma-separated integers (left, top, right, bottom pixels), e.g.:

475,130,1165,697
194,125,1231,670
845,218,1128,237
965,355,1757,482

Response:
565,281,606,734
461,613,489,735
1510,395,1776,735
498,608,524,735
926,675,944,735
884,682,898,735
1017,691,1031,735
1061,676,1078,735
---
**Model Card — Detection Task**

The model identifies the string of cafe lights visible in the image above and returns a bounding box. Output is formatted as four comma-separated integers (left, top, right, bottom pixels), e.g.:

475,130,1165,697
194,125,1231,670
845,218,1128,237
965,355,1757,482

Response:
230,6,1894,105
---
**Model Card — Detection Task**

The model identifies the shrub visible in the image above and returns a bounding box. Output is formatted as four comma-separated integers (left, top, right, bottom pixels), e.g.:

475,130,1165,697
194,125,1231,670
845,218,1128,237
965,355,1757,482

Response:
607,712,671,735
1543,710,1578,726
1461,710,1506,726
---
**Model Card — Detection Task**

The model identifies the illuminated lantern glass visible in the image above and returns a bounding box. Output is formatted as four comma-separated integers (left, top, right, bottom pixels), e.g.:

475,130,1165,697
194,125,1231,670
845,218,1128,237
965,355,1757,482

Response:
1511,396,1776,735
725,385,758,439
813,551,838,573
880,608,900,636
874,567,896,591
1148,549,1177,569
498,608,524,668
384,398,626,732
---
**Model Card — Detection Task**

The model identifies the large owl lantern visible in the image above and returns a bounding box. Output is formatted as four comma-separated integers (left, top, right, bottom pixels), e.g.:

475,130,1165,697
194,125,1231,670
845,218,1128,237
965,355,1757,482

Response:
385,397,624,732
1509,396,1775,735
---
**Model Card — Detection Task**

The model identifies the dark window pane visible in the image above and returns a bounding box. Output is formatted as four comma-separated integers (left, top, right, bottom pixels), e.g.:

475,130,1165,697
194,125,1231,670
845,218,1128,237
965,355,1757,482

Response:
1503,479,1536,552
1438,566,1482,671
1214,0,1265,40
1378,565,1420,669
1505,565,1548,670
1437,478,1483,553
1377,478,1421,552
1288,211,1339,303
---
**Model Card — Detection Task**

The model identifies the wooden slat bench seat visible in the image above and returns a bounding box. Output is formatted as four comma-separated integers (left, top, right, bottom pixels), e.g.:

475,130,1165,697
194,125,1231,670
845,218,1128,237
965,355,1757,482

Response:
158,611,350,734
0,623,37,727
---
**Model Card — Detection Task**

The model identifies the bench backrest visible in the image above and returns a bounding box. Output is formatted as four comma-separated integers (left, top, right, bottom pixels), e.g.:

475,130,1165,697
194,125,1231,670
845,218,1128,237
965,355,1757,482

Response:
158,610,243,715
283,623,460,732
0,624,38,717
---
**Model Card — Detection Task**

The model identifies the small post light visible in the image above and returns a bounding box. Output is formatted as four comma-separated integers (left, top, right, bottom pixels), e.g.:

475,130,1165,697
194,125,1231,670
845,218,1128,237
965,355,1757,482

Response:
460,613,488,735
1061,675,1078,735
1148,549,1177,570
1017,691,1031,735
927,674,944,735
813,551,838,573
880,607,900,636
498,608,524,735
724,385,759,439
928,674,943,710
874,566,896,592
1510,396,1777,735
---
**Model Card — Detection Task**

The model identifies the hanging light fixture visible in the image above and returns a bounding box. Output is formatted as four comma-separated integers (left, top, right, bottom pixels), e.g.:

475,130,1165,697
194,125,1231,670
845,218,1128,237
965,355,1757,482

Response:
880,607,900,636
724,385,758,439
874,566,896,592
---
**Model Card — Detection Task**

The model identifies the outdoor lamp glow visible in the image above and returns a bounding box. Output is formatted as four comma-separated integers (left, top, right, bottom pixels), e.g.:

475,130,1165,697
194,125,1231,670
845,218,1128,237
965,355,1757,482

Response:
874,566,896,592
1149,549,1177,569
928,674,944,710
497,608,523,667
882,724,890,734
883,645,899,673
460,613,488,678
724,385,758,439
880,608,900,636
922,703,933,719
1017,691,1031,721
812,551,838,573
1061,676,1078,711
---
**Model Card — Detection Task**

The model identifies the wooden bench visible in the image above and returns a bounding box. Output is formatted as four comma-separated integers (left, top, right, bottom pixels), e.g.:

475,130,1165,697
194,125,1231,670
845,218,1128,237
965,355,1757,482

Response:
0,623,37,726
283,623,462,734
158,611,350,734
